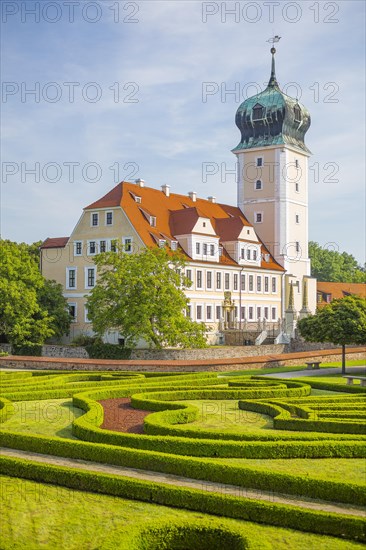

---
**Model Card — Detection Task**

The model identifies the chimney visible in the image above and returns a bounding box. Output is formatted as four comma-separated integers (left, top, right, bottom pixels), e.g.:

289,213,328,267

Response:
135,178,145,187
208,196,216,203
188,191,197,202
161,184,170,197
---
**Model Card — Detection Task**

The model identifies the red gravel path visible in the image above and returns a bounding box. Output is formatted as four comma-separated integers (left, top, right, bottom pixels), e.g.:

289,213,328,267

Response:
99,398,150,434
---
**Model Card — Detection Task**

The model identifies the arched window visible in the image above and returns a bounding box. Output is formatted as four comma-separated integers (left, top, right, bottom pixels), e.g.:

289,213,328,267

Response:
255,180,262,190
294,105,301,122
252,103,264,120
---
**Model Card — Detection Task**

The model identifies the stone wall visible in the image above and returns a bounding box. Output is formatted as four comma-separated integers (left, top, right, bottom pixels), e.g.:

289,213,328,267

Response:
129,344,288,360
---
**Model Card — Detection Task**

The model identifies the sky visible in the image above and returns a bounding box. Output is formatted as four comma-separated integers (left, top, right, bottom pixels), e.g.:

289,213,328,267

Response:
1,0,365,263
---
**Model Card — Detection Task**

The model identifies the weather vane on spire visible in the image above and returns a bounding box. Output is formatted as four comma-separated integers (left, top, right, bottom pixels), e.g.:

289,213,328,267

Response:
267,35,281,44
267,36,281,87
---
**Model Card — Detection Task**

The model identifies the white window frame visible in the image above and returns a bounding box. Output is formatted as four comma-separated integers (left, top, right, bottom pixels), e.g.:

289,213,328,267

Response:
255,179,263,191
66,267,77,290
248,306,254,320
206,304,213,321
105,211,113,226
74,241,83,256
255,212,263,224
171,241,178,251
196,242,200,254
233,273,238,291
196,270,203,289
248,275,254,292
240,306,246,320
123,237,133,253
256,156,263,168
85,266,96,289
264,276,269,293
84,306,91,323
256,275,262,293
224,272,230,290
68,302,77,322
91,212,99,227
256,306,262,321
196,304,203,321
271,306,277,321
216,271,222,290
99,240,107,253
206,271,212,290
272,277,277,293
216,305,221,320
241,273,246,291
87,240,97,256
264,306,269,320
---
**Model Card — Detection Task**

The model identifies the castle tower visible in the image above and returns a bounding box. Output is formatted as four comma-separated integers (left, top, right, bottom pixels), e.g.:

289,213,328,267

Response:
232,43,316,315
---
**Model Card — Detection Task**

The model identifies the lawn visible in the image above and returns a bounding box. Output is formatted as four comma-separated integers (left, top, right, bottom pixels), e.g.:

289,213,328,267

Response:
1,475,364,550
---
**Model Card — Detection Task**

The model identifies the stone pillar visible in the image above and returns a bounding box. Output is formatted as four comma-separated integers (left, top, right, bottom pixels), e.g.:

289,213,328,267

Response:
285,282,297,336
299,279,312,319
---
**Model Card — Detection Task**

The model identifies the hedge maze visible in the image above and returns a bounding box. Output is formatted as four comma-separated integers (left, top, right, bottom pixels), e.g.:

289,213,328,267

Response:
0,370,365,548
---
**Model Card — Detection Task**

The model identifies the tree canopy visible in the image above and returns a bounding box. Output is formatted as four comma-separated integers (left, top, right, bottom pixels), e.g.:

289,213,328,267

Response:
309,241,366,283
86,246,208,349
0,240,71,347
298,295,366,373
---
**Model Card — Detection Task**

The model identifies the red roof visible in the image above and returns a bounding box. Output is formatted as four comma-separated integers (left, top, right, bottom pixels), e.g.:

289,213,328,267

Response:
84,181,284,271
41,237,69,249
317,282,366,306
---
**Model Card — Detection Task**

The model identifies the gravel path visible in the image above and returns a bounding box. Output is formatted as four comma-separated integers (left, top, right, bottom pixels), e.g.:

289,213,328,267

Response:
1,447,365,518
260,366,366,378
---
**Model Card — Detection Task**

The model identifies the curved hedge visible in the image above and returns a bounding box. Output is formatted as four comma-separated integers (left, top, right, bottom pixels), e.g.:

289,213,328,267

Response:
1,455,364,543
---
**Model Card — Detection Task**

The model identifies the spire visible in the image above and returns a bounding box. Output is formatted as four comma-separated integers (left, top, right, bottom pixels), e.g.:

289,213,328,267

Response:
268,46,279,88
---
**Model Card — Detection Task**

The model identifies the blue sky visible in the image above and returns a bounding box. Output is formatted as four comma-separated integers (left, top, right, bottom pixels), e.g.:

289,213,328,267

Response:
1,0,365,263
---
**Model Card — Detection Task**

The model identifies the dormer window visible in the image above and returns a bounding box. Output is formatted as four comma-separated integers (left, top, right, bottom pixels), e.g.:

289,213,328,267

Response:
294,105,301,123
218,246,223,257
252,103,265,120
171,241,178,251
150,216,156,227
158,239,166,248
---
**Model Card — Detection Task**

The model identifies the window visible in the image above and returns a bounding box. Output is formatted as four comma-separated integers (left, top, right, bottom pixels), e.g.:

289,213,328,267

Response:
264,307,269,320
68,303,77,322
91,213,99,226
150,216,156,227
272,277,277,293
210,244,215,256
158,239,166,248
255,179,262,190
296,241,300,253
233,274,238,291
240,306,245,320
224,273,230,290
294,105,301,123
196,305,202,321
249,306,254,320
89,241,96,255
264,276,269,293
110,239,117,252
295,182,299,192
84,306,91,323
216,305,221,320
106,212,113,225
241,273,245,291
74,241,82,256
256,157,263,167
196,270,202,289
203,243,208,255
253,249,258,261
271,307,277,321
85,267,96,289
66,268,76,289
257,276,262,292
186,269,192,282
253,104,264,120
196,242,200,254
216,272,222,290
246,249,251,260
171,241,178,251
207,271,212,289
218,246,223,257
241,248,245,259
295,214,300,224
206,305,212,320
257,307,261,320
187,305,192,318
255,212,262,223
203,222,206,227
295,159,299,169
249,275,254,292
100,240,107,253
123,237,132,252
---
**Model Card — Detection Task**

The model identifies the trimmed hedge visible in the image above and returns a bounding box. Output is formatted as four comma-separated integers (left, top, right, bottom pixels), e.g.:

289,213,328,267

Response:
0,455,364,542
0,397,15,423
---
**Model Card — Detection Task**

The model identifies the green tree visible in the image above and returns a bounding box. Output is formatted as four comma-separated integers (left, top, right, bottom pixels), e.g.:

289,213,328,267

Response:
0,240,54,346
38,279,71,340
309,241,366,283
86,246,207,349
298,296,366,374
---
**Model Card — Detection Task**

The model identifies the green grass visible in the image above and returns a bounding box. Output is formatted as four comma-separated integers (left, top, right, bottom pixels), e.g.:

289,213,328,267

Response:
219,458,366,486
1,475,364,550
0,399,82,439
302,376,366,385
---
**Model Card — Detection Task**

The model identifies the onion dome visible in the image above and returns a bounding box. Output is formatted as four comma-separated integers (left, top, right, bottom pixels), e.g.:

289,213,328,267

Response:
233,47,311,154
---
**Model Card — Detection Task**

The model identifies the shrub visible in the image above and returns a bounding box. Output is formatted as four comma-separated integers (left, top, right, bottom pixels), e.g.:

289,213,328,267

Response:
12,343,42,356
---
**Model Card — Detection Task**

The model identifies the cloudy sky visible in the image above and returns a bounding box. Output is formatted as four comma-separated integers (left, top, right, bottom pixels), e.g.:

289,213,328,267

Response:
1,0,365,263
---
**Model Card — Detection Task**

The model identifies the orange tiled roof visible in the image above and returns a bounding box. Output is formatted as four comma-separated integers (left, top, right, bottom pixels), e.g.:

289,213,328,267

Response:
41,237,69,249
84,181,284,271
317,281,366,306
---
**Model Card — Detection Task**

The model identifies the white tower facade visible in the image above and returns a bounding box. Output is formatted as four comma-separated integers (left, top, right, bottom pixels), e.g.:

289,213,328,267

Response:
233,46,316,316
